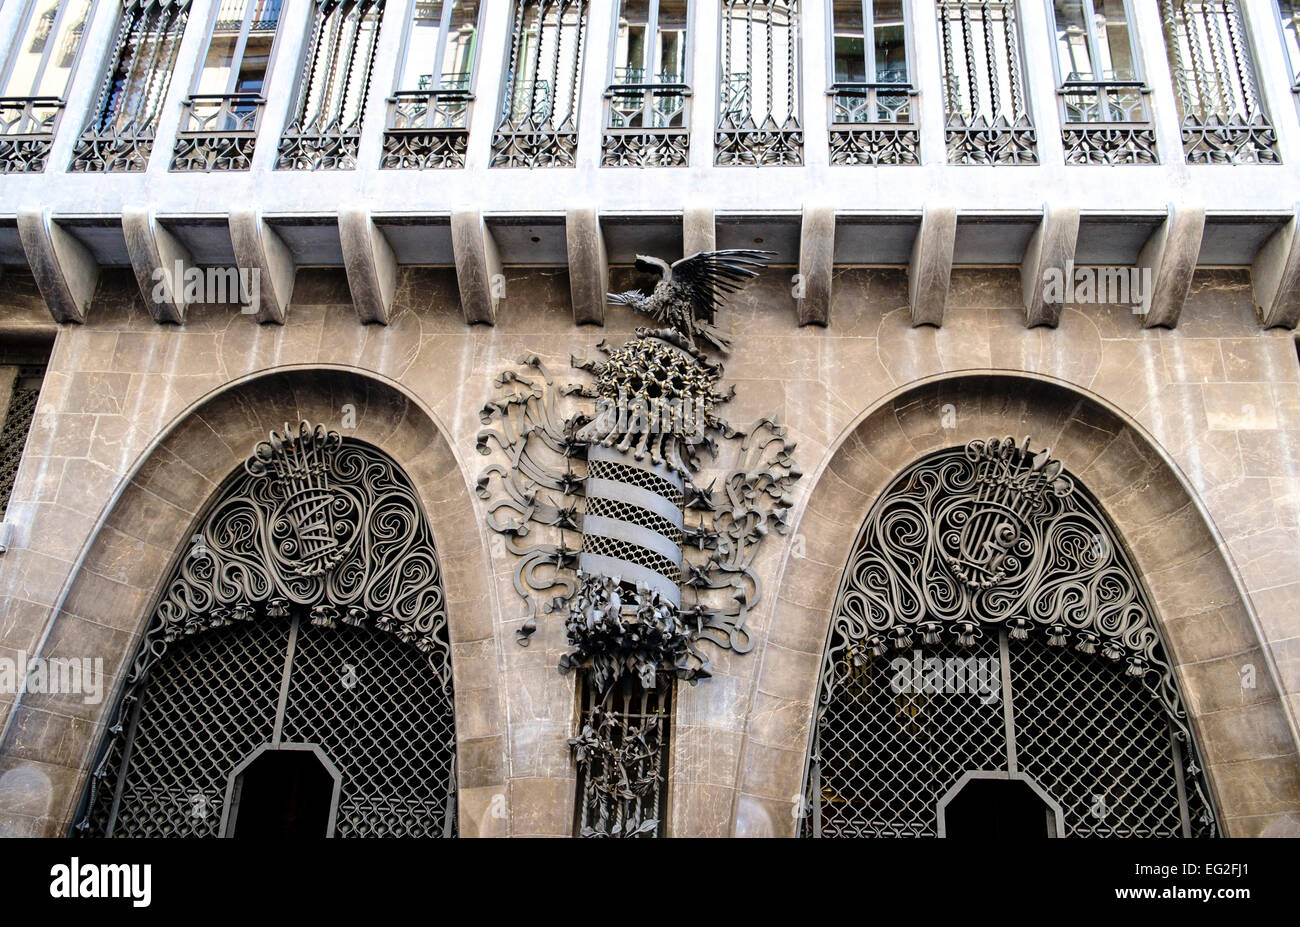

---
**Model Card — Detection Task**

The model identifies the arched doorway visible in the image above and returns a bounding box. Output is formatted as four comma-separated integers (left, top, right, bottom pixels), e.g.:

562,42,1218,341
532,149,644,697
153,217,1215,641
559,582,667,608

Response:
800,438,1219,838
72,422,457,837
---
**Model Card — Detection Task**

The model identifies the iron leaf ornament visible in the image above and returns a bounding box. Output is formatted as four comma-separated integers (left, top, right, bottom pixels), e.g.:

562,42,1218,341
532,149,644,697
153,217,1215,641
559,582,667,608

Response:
477,249,801,692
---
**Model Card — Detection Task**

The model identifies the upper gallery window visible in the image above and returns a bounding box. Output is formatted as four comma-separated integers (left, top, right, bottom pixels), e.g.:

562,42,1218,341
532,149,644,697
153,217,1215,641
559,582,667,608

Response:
70,0,193,172
1276,0,1300,90
716,0,802,166
827,0,918,164
172,0,284,171
277,0,386,170
0,0,94,171
936,0,1037,164
491,0,590,168
382,0,482,169
1047,0,1157,164
603,0,691,167
1158,0,1278,163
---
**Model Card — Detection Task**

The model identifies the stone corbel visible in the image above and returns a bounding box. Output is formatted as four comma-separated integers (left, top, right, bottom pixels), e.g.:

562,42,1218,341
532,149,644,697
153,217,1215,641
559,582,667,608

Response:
17,207,100,324
228,208,296,325
797,205,835,327
1251,204,1300,330
566,207,609,326
1137,204,1205,330
1021,204,1081,328
339,207,398,325
909,206,958,327
123,207,196,324
451,209,503,325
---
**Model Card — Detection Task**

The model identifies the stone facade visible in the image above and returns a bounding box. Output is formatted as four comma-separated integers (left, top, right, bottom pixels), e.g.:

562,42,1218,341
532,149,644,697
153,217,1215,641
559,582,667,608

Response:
0,261,1297,837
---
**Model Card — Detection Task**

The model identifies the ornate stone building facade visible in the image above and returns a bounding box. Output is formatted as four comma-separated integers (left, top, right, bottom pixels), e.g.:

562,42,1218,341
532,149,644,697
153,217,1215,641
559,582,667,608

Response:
0,0,1298,838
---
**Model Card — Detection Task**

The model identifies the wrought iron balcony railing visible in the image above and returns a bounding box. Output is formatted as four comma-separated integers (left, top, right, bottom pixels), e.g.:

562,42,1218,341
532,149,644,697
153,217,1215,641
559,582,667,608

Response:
381,88,474,169
602,82,691,167
70,120,156,172
0,96,64,173
827,81,918,165
1057,79,1157,165
171,92,264,171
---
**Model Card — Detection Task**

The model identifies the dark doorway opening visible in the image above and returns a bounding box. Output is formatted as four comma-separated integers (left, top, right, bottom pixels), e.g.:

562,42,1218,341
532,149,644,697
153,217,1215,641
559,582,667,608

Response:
229,749,335,838
943,777,1054,838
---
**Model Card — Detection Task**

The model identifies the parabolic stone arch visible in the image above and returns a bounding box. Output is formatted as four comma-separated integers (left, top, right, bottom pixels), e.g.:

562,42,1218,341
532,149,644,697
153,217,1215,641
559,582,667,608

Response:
737,372,1300,838
1,367,505,837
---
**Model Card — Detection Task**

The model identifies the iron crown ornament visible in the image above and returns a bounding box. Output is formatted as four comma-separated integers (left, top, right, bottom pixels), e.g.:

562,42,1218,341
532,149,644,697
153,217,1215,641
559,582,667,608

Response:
477,249,800,692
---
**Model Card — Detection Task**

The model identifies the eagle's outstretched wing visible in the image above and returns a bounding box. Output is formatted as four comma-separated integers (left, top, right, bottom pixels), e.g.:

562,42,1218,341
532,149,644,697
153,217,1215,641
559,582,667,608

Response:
668,250,774,323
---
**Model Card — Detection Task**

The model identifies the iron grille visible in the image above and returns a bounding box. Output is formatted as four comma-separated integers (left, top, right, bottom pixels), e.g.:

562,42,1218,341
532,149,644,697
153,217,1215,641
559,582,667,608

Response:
74,430,458,837
1159,0,1279,163
80,612,457,837
572,680,671,837
70,0,192,172
715,0,803,165
0,366,44,517
936,0,1037,164
801,442,1219,838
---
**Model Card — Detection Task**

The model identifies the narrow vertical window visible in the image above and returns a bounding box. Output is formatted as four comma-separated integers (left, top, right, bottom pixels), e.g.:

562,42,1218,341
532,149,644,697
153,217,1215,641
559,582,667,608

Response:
277,0,386,170
936,0,1037,164
716,0,802,165
0,365,46,520
491,0,590,168
172,0,284,171
1158,0,1278,163
1273,1,1299,92
382,0,482,169
1049,0,1156,164
0,0,94,171
828,0,918,164
603,0,691,167
70,0,192,172
573,679,671,838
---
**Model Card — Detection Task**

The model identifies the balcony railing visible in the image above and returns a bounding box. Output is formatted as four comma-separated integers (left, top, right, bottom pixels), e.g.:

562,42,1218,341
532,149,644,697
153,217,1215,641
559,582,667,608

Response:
0,96,64,173
171,93,264,171
381,88,473,169
1057,79,1158,165
602,79,690,167
827,81,918,165
70,121,156,172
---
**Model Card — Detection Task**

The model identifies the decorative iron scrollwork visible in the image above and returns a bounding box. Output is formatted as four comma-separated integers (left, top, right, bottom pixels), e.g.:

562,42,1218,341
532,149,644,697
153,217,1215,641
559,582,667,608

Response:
478,250,799,835
829,127,919,165
72,423,455,837
802,439,1220,838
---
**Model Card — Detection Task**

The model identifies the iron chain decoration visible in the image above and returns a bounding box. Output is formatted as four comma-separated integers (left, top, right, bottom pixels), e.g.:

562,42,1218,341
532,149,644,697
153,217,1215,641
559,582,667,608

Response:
74,423,455,834
478,249,798,835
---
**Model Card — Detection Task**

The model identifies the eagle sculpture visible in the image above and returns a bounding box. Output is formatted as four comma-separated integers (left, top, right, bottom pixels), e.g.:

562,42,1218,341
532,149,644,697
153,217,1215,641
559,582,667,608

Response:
606,249,774,354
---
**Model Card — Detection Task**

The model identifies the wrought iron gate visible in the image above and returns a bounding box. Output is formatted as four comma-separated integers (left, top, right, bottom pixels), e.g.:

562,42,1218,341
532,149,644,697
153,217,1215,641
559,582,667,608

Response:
801,439,1219,838
74,424,458,837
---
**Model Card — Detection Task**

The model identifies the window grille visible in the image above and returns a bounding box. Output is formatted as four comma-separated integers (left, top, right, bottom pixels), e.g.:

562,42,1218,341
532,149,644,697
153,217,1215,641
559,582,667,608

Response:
1159,0,1279,163
0,366,44,518
0,0,93,171
491,0,589,168
828,0,917,165
172,0,283,170
800,442,1219,838
716,0,802,165
936,0,1037,164
603,0,691,167
382,0,481,169
1049,0,1157,164
73,433,458,838
277,0,386,170
572,678,671,837
70,0,191,172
